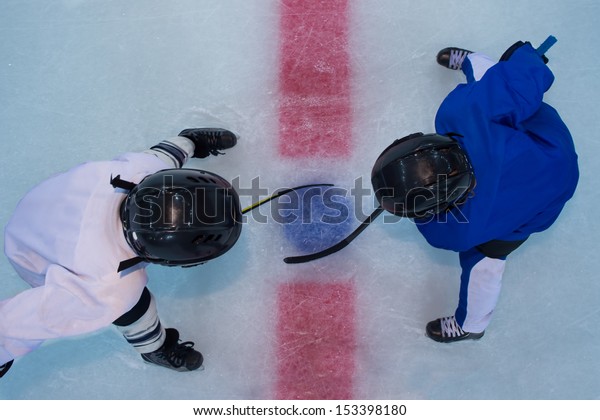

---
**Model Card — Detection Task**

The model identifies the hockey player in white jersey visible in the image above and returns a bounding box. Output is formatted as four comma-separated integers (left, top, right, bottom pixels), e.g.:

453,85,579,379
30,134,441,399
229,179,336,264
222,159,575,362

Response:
0,128,240,378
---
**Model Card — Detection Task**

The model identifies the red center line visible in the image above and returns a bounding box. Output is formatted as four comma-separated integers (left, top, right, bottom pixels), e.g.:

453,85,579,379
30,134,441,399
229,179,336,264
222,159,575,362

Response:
276,0,356,400
278,0,352,158
276,281,356,400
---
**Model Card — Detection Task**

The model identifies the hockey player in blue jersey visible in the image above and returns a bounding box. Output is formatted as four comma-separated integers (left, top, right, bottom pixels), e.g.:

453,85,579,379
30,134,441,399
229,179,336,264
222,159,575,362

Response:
371,37,578,343
0,128,240,378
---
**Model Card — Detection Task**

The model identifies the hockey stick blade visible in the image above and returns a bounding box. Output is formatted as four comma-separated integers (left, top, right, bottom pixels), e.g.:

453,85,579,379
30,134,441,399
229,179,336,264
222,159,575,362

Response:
283,206,384,264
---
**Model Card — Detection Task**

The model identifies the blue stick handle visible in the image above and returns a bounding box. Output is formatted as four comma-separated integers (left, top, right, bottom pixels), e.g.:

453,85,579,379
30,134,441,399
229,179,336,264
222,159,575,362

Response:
536,35,557,56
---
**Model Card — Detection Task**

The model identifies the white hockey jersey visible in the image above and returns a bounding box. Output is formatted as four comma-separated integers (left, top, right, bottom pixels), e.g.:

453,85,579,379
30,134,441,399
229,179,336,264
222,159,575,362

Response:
0,152,170,364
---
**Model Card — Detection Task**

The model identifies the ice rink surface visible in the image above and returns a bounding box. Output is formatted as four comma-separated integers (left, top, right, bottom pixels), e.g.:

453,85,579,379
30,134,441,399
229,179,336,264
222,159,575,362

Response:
1,0,599,400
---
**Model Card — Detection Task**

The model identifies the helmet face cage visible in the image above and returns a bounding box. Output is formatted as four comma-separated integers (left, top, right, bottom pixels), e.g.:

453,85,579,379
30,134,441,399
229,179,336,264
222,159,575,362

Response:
371,133,475,218
120,169,242,266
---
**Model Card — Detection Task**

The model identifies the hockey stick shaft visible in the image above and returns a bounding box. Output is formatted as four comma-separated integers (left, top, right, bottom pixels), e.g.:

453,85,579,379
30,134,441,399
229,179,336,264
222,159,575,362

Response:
241,183,334,214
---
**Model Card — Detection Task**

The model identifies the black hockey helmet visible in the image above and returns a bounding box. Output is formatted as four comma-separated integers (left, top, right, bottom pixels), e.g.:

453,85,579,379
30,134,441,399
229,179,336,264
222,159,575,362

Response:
115,168,242,271
371,132,475,218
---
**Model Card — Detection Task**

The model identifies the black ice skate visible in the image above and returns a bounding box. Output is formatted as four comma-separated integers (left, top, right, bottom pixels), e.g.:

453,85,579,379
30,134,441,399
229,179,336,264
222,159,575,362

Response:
436,47,473,70
141,328,204,372
426,316,484,343
0,360,13,378
178,128,238,158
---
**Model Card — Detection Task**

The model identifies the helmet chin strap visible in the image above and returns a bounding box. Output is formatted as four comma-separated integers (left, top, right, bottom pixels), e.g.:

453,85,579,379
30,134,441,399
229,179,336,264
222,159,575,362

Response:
110,174,138,191
117,256,146,273
110,174,145,273
452,176,477,208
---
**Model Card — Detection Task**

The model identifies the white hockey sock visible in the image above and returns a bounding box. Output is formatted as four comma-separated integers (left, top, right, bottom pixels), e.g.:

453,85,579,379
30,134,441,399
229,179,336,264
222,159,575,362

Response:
116,293,166,354
144,136,195,168
463,52,496,82
461,256,506,333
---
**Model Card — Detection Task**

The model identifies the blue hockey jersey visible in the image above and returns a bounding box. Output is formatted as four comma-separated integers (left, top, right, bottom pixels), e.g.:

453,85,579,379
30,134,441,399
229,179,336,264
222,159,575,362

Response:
416,43,579,252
